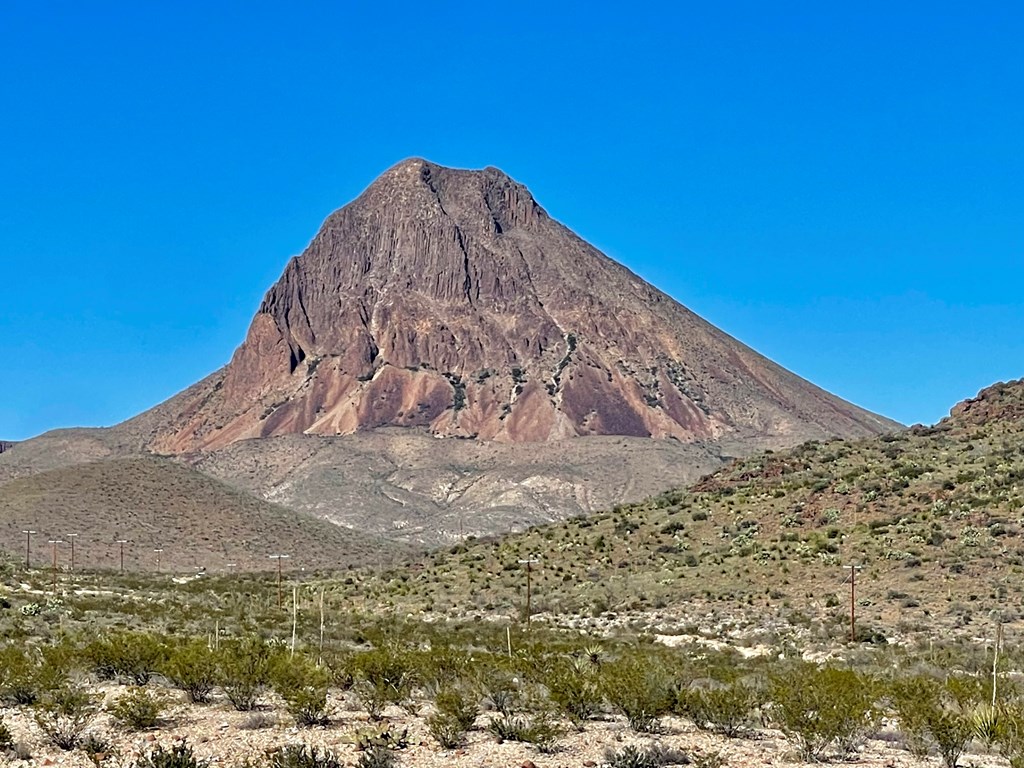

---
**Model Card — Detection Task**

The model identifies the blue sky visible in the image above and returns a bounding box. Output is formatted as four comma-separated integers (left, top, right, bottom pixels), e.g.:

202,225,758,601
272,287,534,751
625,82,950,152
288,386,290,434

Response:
1,2,1021,440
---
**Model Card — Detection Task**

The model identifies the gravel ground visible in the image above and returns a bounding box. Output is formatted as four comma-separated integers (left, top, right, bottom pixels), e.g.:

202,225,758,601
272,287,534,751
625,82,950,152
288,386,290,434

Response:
0,685,1009,768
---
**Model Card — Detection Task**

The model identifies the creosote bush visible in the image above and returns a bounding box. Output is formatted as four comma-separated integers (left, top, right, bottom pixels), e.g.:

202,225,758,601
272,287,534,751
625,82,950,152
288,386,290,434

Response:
132,740,206,768
32,684,99,750
601,656,675,733
427,683,478,748
352,646,417,720
108,686,168,730
266,744,345,768
270,655,332,727
163,640,218,704
217,636,277,712
769,664,879,761
487,713,564,752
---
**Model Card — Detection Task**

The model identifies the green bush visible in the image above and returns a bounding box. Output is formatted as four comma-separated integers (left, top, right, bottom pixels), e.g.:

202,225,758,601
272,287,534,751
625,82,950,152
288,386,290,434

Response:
352,646,417,720
163,640,218,704
108,686,167,730
217,636,276,711
601,656,675,733
548,656,603,727
84,632,168,685
354,745,397,768
266,744,345,768
32,684,100,750
79,732,116,762
603,744,690,768
769,664,879,761
270,656,331,727
487,713,563,752
995,702,1024,768
132,740,206,768
889,675,980,768
426,683,479,748
678,680,759,737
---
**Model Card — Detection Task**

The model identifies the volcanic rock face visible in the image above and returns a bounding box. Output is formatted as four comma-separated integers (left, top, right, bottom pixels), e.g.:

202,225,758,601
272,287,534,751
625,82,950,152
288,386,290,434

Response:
149,159,896,454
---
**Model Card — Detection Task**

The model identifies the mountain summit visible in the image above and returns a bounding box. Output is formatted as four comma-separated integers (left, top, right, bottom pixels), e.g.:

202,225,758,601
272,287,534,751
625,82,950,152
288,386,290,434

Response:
148,159,895,454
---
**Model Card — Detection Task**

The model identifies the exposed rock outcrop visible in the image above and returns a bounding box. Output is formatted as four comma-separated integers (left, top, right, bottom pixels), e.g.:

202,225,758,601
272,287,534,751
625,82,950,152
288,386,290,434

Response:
144,159,897,454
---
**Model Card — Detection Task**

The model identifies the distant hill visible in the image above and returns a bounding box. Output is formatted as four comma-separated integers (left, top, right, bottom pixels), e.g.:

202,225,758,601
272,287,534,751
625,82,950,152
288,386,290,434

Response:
0,455,409,572
353,379,1024,635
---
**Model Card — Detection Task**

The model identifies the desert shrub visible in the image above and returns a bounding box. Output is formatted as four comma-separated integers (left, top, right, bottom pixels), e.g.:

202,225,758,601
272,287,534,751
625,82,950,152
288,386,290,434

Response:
108,686,167,730
163,640,218,704
0,645,46,704
354,745,397,768
79,732,116,763
604,743,691,768
270,656,331,727
84,632,168,685
217,636,276,711
426,683,478,748
476,666,522,717
601,655,675,733
769,664,879,761
487,713,563,752
352,646,417,719
995,702,1024,768
32,684,100,750
547,656,603,727
678,680,759,737
889,675,979,768
267,744,345,768
0,718,12,751
132,740,206,768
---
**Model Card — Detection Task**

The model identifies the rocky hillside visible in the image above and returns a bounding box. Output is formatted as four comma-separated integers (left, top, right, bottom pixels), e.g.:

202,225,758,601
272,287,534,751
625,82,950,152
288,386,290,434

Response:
347,379,1024,635
142,159,896,454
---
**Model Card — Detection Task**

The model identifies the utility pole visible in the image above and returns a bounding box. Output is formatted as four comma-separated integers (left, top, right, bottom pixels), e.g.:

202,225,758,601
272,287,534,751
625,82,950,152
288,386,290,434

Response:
843,563,863,643
21,530,36,569
518,557,540,626
269,554,290,609
66,533,78,573
116,539,128,573
153,548,163,572
48,539,63,593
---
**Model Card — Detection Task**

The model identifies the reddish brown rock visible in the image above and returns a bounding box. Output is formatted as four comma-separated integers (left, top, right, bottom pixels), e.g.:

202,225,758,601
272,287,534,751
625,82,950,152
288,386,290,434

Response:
144,159,896,455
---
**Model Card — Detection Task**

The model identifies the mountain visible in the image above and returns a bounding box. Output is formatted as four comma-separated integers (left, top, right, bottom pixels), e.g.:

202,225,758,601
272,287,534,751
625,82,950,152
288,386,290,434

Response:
140,159,895,454
364,379,1023,636
1,160,900,551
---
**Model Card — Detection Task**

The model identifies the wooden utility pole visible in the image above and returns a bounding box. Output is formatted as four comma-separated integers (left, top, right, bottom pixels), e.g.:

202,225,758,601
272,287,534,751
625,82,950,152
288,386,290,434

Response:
843,564,862,642
48,539,63,593
518,557,539,625
269,554,290,609
22,530,36,569
116,539,128,573
66,534,78,573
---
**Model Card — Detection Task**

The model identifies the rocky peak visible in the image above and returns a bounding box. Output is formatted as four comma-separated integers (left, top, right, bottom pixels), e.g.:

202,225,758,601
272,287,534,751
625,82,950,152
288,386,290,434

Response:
946,379,1024,430
144,160,899,454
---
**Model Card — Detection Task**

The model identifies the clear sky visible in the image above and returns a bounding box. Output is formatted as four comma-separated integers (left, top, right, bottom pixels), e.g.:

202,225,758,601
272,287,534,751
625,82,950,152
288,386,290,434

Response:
1,2,1021,441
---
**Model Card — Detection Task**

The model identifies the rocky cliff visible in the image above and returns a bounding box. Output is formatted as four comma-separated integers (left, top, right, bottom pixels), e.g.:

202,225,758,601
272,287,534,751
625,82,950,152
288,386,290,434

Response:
144,159,897,454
